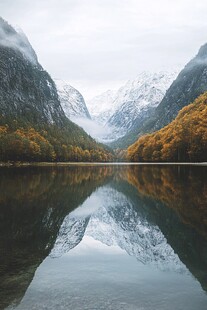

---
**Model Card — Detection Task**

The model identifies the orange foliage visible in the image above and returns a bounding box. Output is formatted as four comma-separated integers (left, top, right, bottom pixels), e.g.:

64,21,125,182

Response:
0,125,114,162
128,92,207,162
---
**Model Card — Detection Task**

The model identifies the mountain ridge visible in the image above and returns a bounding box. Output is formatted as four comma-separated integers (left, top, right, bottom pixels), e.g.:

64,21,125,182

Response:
55,79,91,121
113,42,207,149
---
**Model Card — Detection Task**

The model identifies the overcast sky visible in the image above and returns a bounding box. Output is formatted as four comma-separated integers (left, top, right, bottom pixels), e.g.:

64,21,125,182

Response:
1,0,207,99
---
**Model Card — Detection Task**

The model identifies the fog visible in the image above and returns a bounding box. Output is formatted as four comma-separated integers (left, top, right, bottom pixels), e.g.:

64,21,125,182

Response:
1,1,207,98
71,116,112,142
0,19,38,64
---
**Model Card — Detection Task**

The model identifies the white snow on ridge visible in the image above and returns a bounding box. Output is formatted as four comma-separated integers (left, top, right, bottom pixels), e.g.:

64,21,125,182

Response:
54,71,178,144
86,71,178,141
55,79,91,120
87,89,117,124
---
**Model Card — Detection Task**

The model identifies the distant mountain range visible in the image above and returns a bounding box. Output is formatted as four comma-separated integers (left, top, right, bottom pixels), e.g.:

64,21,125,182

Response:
87,72,178,143
87,89,116,124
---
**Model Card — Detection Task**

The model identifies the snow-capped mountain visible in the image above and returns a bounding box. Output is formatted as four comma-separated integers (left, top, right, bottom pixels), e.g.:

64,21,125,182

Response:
87,90,116,124
55,79,91,120
107,71,178,134
50,186,186,272
87,71,178,143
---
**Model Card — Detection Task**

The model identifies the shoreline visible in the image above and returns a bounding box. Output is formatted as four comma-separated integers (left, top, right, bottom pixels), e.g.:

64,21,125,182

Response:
0,161,207,167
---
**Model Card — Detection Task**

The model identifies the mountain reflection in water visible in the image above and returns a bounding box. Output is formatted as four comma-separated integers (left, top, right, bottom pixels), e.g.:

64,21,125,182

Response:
0,165,207,310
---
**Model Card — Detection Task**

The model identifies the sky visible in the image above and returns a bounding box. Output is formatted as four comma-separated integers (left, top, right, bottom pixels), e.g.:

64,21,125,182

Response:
1,0,207,99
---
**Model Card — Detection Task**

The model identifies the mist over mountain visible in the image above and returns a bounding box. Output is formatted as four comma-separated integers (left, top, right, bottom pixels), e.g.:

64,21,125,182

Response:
0,17,38,65
87,90,117,125
87,71,177,144
0,17,66,126
0,17,113,162
54,79,112,143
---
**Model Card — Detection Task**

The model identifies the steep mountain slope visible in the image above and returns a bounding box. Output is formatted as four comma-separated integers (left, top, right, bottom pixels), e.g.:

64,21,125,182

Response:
0,17,65,126
127,92,207,162
55,79,91,120
107,72,177,139
113,43,207,148
0,17,113,162
152,43,207,131
109,73,176,127
87,72,177,144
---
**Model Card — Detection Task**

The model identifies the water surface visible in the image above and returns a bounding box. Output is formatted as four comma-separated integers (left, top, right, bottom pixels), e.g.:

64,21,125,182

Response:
0,165,207,309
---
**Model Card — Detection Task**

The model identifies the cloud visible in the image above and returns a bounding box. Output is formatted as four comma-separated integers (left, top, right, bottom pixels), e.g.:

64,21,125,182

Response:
0,18,38,64
71,116,112,142
1,0,207,98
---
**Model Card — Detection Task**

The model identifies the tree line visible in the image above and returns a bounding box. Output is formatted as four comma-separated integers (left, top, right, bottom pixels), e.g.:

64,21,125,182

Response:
0,117,114,162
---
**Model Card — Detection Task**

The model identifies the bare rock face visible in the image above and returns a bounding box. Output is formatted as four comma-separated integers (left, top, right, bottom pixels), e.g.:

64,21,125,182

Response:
0,17,66,126
55,79,91,120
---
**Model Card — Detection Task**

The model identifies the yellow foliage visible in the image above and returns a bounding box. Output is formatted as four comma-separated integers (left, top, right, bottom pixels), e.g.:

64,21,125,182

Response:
128,92,207,162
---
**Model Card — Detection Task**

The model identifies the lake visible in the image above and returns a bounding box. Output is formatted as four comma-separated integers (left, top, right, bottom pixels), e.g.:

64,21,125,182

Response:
0,164,207,310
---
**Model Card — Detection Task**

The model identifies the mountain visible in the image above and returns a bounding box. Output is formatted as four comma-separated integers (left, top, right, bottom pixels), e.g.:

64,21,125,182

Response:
87,72,177,144
151,43,207,131
87,90,116,124
127,92,207,162
113,43,207,148
55,79,91,120
0,17,113,162
0,17,65,126
107,71,177,140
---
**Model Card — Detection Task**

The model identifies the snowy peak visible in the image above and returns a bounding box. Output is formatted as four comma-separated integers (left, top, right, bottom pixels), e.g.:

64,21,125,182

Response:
114,71,177,106
86,71,177,136
87,89,117,124
55,79,91,120
107,71,178,134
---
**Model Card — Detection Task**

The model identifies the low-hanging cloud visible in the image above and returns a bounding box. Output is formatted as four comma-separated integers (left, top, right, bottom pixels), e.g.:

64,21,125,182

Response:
0,18,38,64
71,116,112,143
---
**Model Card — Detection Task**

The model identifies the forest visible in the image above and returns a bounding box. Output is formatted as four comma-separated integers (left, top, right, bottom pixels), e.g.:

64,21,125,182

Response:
127,92,207,162
0,116,114,162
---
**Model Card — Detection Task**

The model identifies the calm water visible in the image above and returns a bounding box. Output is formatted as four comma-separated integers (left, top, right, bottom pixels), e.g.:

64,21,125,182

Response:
0,164,207,310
